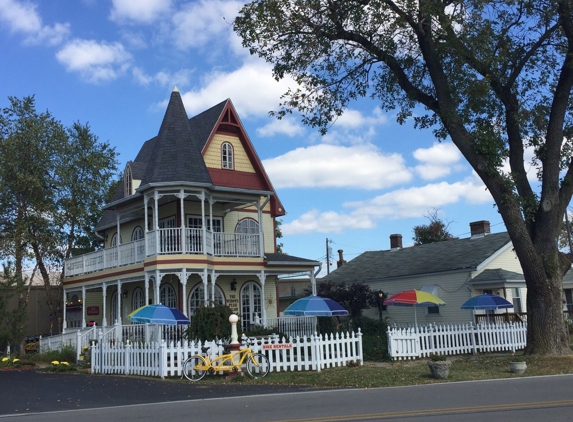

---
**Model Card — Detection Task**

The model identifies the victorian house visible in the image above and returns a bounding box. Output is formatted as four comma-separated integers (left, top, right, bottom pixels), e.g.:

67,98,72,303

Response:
62,88,319,332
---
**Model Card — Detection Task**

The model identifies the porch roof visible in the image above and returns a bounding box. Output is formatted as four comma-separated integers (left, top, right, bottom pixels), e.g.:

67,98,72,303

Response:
468,269,526,289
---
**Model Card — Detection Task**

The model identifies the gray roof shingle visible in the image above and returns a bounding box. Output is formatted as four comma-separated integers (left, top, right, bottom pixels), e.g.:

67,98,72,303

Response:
321,232,511,283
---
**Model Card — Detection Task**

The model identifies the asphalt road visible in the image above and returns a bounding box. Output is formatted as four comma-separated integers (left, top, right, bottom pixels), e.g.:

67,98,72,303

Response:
0,370,315,415
3,370,573,421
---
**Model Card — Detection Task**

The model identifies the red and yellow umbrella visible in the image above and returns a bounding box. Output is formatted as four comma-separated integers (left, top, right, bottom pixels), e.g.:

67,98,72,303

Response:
383,289,446,327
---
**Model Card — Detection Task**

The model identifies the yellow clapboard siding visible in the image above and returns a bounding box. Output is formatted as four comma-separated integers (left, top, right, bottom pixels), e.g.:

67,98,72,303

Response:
204,134,256,173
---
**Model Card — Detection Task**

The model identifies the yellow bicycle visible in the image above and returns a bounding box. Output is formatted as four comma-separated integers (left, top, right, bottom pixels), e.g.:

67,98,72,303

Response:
182,341,270,381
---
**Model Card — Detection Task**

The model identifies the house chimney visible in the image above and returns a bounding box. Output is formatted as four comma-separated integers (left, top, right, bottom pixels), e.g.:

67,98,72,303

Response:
390,234,403,250
337,249,347,268
470,220,490,238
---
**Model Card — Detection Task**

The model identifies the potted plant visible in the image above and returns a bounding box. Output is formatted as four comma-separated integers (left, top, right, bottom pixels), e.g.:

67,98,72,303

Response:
427,353,452,379
509,355,527,374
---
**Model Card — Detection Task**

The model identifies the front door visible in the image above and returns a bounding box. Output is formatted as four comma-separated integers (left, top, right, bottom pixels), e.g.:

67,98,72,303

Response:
240,281,262,332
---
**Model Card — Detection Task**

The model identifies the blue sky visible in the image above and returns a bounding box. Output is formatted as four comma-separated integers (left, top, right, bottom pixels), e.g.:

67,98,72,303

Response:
0,0,513,276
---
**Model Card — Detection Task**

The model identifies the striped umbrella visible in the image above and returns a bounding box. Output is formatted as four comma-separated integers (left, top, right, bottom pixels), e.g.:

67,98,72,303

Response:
383,289,446,327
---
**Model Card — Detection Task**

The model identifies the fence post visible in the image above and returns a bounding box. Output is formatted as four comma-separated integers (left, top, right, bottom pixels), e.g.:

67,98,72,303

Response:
313,333,322,373
159,340,166,379
125,341,131,375
357,328,363,365
97,330,104,374
76,330,82,362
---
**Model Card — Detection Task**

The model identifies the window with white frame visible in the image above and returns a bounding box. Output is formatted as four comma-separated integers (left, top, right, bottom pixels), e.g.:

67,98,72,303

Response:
421,285,441,315
222,142,234,169
236,218,259,234
160,284,177,308
510,288,522,313
132,287,145,311
188,284,225,315
132,226,144,241
124,164,133,197
110,291,119,324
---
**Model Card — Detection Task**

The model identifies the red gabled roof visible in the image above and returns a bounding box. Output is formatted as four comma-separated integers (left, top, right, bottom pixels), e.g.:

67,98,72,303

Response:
202,100,286,217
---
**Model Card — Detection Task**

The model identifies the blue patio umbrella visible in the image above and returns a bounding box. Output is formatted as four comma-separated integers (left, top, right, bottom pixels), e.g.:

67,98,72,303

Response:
284,296,349,317
128,304,190,325
461,294,513,310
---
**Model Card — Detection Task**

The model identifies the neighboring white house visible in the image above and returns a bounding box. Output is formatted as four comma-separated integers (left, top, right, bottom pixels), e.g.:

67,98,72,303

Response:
322,220,573,326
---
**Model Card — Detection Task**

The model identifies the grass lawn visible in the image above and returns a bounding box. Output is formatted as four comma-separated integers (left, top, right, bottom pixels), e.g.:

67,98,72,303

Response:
170,353,573,388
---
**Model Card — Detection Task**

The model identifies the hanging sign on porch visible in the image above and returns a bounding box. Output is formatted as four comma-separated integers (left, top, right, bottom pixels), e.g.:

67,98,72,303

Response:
262,343,293,350
86,306,100,316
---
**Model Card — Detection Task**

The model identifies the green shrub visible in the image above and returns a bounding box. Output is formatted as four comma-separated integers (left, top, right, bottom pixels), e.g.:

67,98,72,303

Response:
45,360,77,372
184,304,233,342
244,325,288,339
354,316,390,361
30,345,77,364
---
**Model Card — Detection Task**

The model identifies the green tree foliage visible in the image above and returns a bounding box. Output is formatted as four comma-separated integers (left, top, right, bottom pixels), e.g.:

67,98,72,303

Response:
413,209,456,245
0,263,27,354
275,219,284,254
235,0,573,355
307,280,377,319
184,304,233,342
0,96,119,332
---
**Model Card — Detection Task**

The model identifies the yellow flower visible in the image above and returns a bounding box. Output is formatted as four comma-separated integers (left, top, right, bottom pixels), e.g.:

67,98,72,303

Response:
51,360,60,365
13,358,19,363
1,357,8,362
60,361,69,366
83,346,89,350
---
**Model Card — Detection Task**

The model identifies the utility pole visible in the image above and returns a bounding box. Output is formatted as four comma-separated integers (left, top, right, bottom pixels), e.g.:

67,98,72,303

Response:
326,238,332,274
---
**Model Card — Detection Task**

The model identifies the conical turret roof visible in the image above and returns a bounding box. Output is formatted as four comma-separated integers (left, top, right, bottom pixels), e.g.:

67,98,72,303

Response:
140,88,212,186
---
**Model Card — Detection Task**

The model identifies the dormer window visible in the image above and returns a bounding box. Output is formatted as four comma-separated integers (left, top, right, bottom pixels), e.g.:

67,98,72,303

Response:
124,164,133,197
222,142,234,170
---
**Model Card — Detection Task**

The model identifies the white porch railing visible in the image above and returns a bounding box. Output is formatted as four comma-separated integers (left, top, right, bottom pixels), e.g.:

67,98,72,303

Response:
265,316,317,338
91,331,363,377
65,228,261,277
387,322,527,360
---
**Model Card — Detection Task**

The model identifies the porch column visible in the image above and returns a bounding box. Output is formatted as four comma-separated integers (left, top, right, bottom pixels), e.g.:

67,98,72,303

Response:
144,273,149,306
181,268,188,316
81,286,86,328
116,212,121,266
117,279,122,324
180,189,186,253
154,191,160,254
155,270,161,304
259,196,270,257
209,197,214,255
258,270,266,325
201,191,207,254
102,282,108,327
62,288,67,332
201,268,208,306
211,270,219,305
144,194,149,257
310,269,317,296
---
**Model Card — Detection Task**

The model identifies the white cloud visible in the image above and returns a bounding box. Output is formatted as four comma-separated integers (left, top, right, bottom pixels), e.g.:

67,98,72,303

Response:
334,107,388,129
256,117,306,138
282,174,492,235
0,0,69,45
263,143,412,190
413,142,463,180
180,61,296,117
109,0,172,24
172,0,243,50
132,67,192,88
56,39,131,83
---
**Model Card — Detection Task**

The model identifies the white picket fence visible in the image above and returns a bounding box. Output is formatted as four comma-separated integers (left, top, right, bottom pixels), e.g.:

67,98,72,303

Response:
91,331,363,378
387,322,527,360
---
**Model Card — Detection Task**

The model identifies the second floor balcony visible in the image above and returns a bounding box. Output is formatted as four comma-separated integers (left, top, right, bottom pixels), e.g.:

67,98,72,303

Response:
65,228,261,277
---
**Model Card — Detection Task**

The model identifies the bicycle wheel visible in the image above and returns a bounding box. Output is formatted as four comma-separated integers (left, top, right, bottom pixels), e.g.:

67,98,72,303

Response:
246,353,270,378
182,356,207,381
